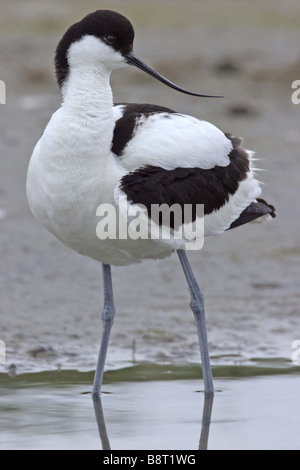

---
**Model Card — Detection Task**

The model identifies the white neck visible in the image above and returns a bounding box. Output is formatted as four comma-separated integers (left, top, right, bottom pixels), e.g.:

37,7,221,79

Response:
62,63,112,109
58,64,115,158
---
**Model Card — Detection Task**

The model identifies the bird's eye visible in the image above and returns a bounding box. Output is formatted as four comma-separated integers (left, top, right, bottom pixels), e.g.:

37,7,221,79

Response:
104,35,117,45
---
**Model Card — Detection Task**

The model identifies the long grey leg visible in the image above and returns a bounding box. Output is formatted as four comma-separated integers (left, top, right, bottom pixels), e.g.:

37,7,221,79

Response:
177,250,214,394
92,263,115,398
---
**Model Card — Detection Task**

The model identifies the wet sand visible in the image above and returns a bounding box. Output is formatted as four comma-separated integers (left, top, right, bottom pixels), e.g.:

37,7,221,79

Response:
1,0,300,450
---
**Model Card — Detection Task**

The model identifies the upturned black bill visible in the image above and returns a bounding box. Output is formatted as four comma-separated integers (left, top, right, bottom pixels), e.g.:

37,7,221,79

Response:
125,52,223,98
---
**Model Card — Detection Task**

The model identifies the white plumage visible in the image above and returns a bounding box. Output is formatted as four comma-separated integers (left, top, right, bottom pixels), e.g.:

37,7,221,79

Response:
117,110,232,171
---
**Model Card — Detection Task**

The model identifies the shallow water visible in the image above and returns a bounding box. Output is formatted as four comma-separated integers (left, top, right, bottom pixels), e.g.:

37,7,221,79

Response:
1,367,299,450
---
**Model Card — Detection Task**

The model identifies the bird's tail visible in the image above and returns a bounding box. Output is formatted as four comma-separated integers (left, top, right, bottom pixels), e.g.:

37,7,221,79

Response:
227,198,276,230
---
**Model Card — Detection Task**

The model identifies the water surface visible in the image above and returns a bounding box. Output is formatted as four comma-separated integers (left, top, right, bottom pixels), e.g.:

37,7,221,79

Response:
1,366,299,450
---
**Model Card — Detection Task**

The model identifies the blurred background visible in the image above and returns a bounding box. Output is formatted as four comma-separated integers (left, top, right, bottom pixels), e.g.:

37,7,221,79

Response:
1,0,300,451
1,0,300,375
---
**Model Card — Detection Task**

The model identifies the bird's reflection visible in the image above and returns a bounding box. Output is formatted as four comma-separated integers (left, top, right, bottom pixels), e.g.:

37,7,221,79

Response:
92,395,111,450
92,391,214,450
198,392,214,450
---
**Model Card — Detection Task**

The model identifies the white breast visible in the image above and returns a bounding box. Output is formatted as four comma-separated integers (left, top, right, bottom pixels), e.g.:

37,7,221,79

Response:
26,107,175,266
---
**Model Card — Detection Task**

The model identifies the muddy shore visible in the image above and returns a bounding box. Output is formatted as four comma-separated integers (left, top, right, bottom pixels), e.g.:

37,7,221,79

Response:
1,0,300,375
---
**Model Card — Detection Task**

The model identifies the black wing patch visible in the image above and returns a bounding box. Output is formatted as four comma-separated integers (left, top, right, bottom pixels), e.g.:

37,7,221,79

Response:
119,134,250,228
112,103,176,156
